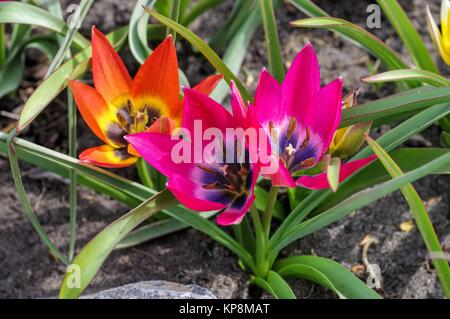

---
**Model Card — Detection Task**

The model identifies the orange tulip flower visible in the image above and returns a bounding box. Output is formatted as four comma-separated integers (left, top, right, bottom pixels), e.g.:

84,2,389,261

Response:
70,27,222,168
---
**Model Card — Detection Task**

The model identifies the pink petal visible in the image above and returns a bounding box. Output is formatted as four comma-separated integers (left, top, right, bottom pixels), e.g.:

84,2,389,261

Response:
305,77,343,156
265,159,297,188
296,154,377,190
282,43,320,123
230,81,247,126
125,132,195,179
216,194,255,226
182,88,235,135
167,174,226,212
254,68,283,125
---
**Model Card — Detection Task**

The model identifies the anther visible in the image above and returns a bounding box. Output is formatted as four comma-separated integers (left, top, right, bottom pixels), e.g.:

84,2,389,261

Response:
286,117,296,140
300,127,310,149
300,157,315,168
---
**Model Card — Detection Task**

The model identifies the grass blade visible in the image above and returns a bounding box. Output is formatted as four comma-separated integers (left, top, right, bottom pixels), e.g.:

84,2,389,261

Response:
340,86,450,127
363,69,450,87
0,2,89,50
366,137,450,297
145,8,252,102
290,17,408,71
259,0,285,82
59,190,178,299
6,130,68,265
274,255,381,299
376,0,438,73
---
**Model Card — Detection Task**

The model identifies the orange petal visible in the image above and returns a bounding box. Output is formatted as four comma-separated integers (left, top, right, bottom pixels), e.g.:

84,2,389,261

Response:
69,80,111,145
92,26,132,104
192,74,223,95
131,36,180,120
80,145,137,168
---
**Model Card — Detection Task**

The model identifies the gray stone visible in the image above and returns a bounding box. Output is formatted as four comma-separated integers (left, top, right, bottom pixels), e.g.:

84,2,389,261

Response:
82,281,217,299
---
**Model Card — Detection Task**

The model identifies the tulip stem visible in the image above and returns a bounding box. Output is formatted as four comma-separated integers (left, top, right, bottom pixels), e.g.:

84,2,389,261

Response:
136,157,155,189
250,204,268,278
263,186,279,240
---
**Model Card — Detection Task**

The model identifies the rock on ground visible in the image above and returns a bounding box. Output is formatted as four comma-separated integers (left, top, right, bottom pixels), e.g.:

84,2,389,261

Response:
82,281,216,299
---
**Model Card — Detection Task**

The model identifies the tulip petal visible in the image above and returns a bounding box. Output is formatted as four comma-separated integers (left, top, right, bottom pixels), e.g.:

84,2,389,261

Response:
216,161,260,226
282,43,320,122
167,174,227,212
79,145,137,168
182,88,235,136
267,159,297,188
70,80,113,145
230,81,247,127
254,68,283,125
427,6,450,65
92,27,132,104
305,77,343,156
296,154,377,190
216,194,255,226
131,36,180,122
192,74,223,95
125,132,195,179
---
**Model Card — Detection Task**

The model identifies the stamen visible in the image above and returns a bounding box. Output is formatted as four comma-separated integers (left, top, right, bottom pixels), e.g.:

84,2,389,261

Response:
300,157,315,168
202,181,221,190
269,120,278,141
300,127,310,149
286,117,297,140
197,163,218,175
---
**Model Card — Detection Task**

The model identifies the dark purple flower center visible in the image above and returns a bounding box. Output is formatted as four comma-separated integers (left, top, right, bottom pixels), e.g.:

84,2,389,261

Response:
270,117,319,173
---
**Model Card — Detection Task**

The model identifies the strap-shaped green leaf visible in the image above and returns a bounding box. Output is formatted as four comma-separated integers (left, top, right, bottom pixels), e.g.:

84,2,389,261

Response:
290,16,408,71
274,255,382,299
145,7,252,102
376,0,438,73
59,190,178,299
363,69,450,87
251,271,296,299
0,2,89,49
340,86,450,127
366,137,450,297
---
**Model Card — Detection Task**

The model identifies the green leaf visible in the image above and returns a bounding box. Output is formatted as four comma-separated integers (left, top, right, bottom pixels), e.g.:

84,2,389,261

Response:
366,137,450,297
116,211,217,249
162,205,256,272
145,8,252,102
363,69,450,87
17,27,128,131
251,271,296,299
274,255,382,299
254,186,286,221
59,190,178,299
0,2,89,50
270,103,450,255
208,0,256,50
45,0,94,78
290,17,408,71
376,0,438,73
340,86,450,127
326,157,341,192
210,3,262,103
271,149,450,255
287,0,328,17
258,0,284,82
181,0,226,26
316,148,450,214
129,0,156,64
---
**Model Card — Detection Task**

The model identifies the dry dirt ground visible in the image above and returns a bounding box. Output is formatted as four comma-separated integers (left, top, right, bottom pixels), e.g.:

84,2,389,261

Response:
0,0,449,298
